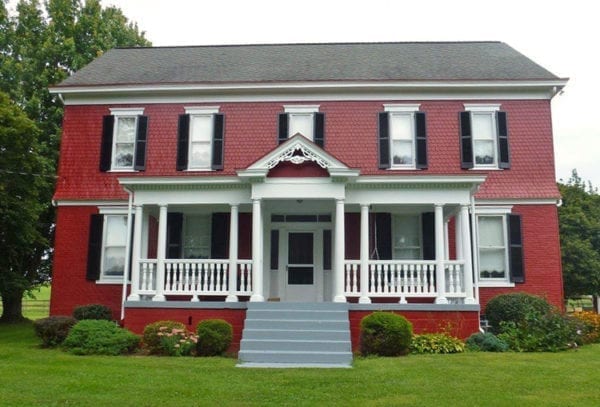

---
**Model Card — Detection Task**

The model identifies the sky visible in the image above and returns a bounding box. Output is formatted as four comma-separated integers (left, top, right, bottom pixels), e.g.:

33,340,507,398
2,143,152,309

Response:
27,0,600,185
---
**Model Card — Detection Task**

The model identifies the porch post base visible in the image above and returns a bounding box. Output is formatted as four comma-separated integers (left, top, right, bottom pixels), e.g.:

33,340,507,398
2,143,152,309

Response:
152,294,166,302
250,294,265,302
333,295,347,303
358,296,371,304
225,294,239,303
435,296,448,304
127,293,140,301
464,297,476,304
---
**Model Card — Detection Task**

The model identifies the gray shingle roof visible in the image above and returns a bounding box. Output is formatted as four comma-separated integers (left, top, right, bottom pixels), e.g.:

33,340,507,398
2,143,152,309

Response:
56,42,561,87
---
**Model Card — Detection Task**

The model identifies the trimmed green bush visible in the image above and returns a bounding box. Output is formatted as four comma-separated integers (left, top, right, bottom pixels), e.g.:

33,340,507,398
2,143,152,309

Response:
62,320,139,355
485,293,551,334
33,316,77,347
410,333,465,354
196,319,233,356
73,304,113,321
466,332,509,352
360,312,413,356
142,320,187,355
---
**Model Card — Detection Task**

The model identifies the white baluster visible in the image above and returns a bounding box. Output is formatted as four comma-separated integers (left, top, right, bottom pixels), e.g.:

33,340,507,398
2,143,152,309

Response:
165,263,172,291
239,264,246,292
352,264,358,294
148,263,155,291
210,263,216,292
344,264,350,293
140,263,147,291
383,264,389,293
223,264,228,292
247,263,252,293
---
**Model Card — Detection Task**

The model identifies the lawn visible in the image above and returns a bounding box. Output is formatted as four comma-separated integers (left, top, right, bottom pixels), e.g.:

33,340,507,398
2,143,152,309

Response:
1,323,599,406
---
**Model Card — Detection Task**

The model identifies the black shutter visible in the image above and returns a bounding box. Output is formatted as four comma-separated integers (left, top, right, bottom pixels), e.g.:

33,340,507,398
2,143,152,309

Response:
270,230,279,270
211,114,225,170
460,112,474,169
278,113,289,144
176,114,190,171
166,213,183,259
100,115,114,171
376,213,392,260
415,112,428,169
378,113,390,169
133,116,148,171
314,112,325,148
86,214,104,281
508,214,525,283
496,111,510,169
211,213,230,259
422,212,436,260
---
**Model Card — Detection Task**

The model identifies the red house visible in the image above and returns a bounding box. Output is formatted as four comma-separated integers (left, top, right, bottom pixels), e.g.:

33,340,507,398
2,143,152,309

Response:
49,42,567,365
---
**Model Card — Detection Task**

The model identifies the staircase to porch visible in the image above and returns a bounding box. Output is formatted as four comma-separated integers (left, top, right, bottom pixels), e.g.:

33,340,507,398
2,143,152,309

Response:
237,302,353,368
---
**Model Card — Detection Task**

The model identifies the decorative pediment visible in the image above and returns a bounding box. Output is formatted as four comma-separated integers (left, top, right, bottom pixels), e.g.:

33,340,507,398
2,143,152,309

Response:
237,134,359,182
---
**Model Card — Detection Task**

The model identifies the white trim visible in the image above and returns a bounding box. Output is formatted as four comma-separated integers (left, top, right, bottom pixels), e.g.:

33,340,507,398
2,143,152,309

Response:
354,175,487,185
109,107,144,116
96,279,126,285
384,103,420,112
476,198,560,205
478,281,516,288
283,105,320,113
463,103,501,112
476,213,511,284
98,206,128,215
184,106,220,114
474,205,513,214
55,200,127,207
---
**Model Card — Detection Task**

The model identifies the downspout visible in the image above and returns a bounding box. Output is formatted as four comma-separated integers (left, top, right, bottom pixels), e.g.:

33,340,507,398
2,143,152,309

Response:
470,194,483,331
121,187,134,322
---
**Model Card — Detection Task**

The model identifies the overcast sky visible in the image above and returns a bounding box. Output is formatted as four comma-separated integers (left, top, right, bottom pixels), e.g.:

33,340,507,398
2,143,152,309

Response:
41,0,600,185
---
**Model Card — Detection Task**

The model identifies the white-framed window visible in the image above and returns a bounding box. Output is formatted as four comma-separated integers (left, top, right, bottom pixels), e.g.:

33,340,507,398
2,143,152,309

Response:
392,214,422,259
185,106,219,170
384,104,421,169
477,215,509,281
109,108,144,170
101,214,128,281
183,214,211,259
284,105,320,141
464,104,501,169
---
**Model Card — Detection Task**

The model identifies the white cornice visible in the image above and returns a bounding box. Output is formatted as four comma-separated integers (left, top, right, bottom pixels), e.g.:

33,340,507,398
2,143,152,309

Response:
54,200,127,207
475,198,561,205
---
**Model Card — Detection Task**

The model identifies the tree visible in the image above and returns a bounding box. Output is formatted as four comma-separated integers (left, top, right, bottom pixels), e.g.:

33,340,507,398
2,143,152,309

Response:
558,170,600,307
0,0,149,322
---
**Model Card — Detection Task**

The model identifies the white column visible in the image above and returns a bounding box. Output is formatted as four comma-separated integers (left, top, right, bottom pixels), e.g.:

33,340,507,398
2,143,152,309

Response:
455,211,464,260
333,198,347,303
250,199,264,302
226,205,239,302
127,204,144,301
434,204,448,304
153,204,167,302
359,204,371,303
460,205,476,304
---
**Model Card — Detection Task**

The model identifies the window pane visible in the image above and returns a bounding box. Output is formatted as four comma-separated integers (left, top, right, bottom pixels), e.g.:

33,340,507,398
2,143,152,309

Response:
390,114,413,140
115,117,136,142
114,143,134,167
394,248,420,260
105,216,127,246
393,215,421,260
190,142,211,168
472,113,494,140
183,215,210,259
289,113,313,140
480,249,506,278
474,140,495,165
103,215,127,277
103,247,125,276
392,140,413,165
190,115,213,142
479,217,504,246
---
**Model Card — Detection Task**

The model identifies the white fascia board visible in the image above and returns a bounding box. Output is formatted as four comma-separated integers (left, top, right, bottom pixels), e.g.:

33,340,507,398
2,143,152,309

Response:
354,175,487,186
55,199,127,207
118,176,244,187
475,198,561,205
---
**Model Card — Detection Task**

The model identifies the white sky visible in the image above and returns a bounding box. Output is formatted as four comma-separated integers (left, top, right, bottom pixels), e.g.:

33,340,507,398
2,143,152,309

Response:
15,0,600,186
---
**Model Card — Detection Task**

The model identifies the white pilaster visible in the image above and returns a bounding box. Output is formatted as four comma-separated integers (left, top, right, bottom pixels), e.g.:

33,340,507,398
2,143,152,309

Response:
127,204,144,301
333,198,347,303
359,204,371,303
153,204,167,302
226,205,239,302
250,199,264,302
434,204,448,304
460,205,476,304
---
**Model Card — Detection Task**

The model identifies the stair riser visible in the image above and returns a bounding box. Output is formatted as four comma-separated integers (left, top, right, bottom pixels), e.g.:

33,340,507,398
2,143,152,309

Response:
239,351,353,365
247,302,349,311
241,340,351,352
242,329,350,341
246,310,348,320
244,319,349,330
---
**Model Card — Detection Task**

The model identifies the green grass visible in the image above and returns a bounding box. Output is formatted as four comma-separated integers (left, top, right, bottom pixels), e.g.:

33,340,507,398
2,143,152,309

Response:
0,285,50,320
1,323,600,406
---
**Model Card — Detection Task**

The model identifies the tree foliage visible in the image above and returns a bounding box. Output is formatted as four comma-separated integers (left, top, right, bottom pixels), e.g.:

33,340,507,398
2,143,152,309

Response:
558,170,600,299
0,0,149,322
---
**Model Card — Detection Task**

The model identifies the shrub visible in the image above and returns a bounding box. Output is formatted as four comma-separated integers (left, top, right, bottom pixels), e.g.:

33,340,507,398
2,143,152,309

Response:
359,312,413,356
62,320,140,355
158,327,198,356
466,332,509,352
410,333,465,354
485,293,552,334
33,316,77,347
142,320,187,355
571,311,600,344
196,319,233,356
73,304,113,321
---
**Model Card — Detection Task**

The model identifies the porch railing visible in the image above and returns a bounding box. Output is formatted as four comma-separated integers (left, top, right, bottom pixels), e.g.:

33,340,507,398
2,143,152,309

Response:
344,260,466,302
136,259,253,299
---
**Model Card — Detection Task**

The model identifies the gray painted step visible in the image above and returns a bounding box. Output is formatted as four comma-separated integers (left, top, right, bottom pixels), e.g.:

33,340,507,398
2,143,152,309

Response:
244,318,349,331
248,302,349,311
241,339,352,352
242,329,350,341
239,350,353,365
247,309,348,320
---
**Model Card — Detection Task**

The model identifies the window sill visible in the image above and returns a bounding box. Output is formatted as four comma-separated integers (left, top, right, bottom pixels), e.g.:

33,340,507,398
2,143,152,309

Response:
184,168,215,172
108,169,139,173
387,166,418,171
96,279,129,285
478,281,515,288
469,167,503,171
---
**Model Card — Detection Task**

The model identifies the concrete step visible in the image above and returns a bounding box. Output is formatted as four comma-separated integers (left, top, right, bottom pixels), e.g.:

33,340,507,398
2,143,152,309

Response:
242,328,350,341
246,309,348,321
243,318,349,331
248,302,349,311
241,339,351,352
238,350,353,365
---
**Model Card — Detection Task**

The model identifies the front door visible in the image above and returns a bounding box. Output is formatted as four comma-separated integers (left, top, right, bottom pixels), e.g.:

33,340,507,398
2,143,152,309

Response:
285,231,317,302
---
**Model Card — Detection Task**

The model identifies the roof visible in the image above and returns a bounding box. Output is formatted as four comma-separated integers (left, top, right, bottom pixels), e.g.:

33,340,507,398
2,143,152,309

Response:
56,41,562,88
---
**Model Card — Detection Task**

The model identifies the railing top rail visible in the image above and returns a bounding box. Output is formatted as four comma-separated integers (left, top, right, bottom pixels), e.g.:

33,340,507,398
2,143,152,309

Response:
163,259,230,264
139,259,158,263
368,260,437,265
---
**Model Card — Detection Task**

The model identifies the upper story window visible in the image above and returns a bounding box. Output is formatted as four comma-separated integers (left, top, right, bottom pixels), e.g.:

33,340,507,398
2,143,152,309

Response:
177,107,224,171
378,104,427,170
100,108,148,172
278,105,325,147
460,104,510,170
